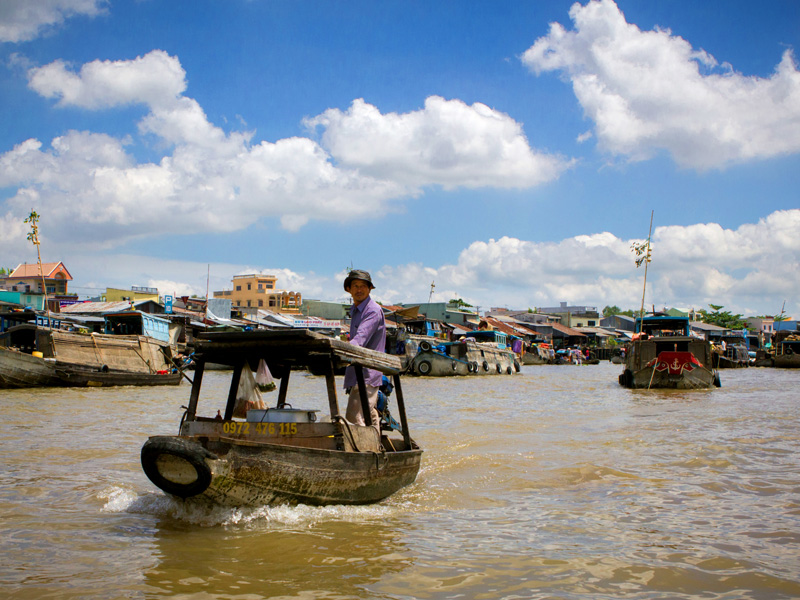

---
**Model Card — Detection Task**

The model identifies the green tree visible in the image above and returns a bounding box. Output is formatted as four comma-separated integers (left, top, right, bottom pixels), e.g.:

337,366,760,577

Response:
697,304,747,329
449,298,473,309
603,305,622,317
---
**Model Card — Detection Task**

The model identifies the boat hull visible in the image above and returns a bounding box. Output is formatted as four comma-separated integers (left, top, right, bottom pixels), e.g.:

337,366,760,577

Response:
0,348,61,388
56,366,182,387
409,340,518,376
142,435,422,507
620,364,718,389
773,354,800,368
619,337,719,390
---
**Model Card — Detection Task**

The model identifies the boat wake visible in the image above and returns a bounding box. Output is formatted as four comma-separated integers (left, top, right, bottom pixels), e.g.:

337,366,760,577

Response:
99,485,402,527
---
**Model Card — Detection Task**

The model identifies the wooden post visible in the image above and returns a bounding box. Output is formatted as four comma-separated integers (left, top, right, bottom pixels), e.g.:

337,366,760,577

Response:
393,374,411,449
277,367,290,408
323,358,345,451
323,359,340,418
186,359,205,421
224,363,243,421
354,364,372,427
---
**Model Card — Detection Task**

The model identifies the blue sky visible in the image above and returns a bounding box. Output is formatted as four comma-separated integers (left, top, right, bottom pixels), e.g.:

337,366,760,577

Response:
1,0,798,318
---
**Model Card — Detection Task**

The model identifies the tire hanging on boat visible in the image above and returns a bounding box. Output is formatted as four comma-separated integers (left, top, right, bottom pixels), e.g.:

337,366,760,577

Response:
141,436,216,499
417,360,432,375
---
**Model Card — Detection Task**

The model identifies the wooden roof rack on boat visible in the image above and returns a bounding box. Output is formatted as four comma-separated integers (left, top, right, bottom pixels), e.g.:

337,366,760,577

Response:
194,329,402,374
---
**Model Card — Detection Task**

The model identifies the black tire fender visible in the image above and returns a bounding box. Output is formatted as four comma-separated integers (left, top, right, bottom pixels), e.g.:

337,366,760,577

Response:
419,341,432,352
496,363,502,373
417,360,432,375
513,361,521,372
482,361,489,371
451,361,458,371
141,436,216,499
506,366,513,374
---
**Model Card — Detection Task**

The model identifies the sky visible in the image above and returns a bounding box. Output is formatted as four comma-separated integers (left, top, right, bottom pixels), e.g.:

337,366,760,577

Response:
1,0,799,319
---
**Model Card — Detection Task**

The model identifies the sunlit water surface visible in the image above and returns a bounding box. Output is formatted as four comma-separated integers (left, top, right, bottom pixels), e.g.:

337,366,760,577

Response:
2,364,799,599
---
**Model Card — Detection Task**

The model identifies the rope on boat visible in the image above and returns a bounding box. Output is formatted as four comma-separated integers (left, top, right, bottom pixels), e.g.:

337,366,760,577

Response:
334,415,360,452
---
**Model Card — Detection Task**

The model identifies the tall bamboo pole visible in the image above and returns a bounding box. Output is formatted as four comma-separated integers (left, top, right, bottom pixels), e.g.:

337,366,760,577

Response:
638,210,654,323
24,210,49,312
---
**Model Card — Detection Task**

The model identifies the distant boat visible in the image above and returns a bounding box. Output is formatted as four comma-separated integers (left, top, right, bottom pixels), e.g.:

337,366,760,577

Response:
406,333,519,376
0,322,181,388
522,343,554,365
709,332,750,368
618,314,720,389
773,330,800,369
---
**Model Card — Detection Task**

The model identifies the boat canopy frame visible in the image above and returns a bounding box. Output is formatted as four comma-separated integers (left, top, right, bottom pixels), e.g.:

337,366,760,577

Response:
185,329,412,448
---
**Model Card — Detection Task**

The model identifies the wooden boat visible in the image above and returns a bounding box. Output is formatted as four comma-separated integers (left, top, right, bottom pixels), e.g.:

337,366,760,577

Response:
140,329,422,507
522,343,554,365
773,331,800,368
55,365,181,387
619,314,720,389
0,346,63,388
709,333,750,368
0,323,181,388
407,336,519,376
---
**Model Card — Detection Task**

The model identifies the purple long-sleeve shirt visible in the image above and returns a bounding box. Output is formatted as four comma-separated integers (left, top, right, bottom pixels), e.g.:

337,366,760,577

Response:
343,294,386,389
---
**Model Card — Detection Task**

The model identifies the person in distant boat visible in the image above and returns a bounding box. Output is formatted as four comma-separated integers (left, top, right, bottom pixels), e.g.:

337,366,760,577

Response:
478,320,490,331
343,269,386,433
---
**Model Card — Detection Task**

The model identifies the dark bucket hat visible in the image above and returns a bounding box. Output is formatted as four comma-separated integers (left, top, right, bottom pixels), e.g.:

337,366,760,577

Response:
344,269,375,290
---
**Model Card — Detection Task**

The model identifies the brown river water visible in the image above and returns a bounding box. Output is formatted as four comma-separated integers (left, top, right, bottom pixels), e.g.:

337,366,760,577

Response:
2,363,799,600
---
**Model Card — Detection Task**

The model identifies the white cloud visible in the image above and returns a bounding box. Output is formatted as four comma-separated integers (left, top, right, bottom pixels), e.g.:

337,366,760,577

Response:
0,0,107,43
521,0,800,170
28,50,186,109
1,52,572,253
363,210,800,317
305,96,573,189
11,209,796,319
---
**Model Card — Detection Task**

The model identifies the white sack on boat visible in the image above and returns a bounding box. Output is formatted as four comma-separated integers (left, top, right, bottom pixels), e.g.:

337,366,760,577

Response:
233,362,266,418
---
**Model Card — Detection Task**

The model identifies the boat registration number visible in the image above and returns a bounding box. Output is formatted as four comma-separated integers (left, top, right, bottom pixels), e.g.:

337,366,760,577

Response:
222,421,297,436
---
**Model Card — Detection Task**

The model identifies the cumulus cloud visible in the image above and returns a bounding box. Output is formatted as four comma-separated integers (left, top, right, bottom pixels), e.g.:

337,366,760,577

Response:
23,209,797,318
0,0,107,43
521,0,800,170
304,96,573,189
0,51,570,252
362,209,800,317
27,50,186,109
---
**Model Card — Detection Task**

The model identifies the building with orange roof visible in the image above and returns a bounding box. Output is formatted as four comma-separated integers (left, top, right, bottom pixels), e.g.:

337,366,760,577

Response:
1,262,72,296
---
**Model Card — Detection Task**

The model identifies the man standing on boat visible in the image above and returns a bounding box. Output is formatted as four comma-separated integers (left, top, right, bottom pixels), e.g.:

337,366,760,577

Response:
343,269,386,432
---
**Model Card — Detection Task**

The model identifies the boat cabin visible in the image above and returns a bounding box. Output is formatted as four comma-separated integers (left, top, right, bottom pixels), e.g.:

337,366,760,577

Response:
634,315,691,337
465,329,509,348
183,329,416,453
104,311,171,343
628,315,713,371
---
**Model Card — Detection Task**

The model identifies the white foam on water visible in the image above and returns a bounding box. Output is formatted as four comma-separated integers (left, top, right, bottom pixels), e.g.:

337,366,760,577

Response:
98,484,401,528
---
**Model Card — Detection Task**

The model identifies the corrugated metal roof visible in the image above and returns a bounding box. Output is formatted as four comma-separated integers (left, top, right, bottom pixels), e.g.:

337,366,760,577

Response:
550,322,587,337
60,300,147,314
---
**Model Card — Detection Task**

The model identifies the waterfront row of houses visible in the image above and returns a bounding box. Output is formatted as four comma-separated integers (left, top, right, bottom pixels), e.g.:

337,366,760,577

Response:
1,263,796,353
